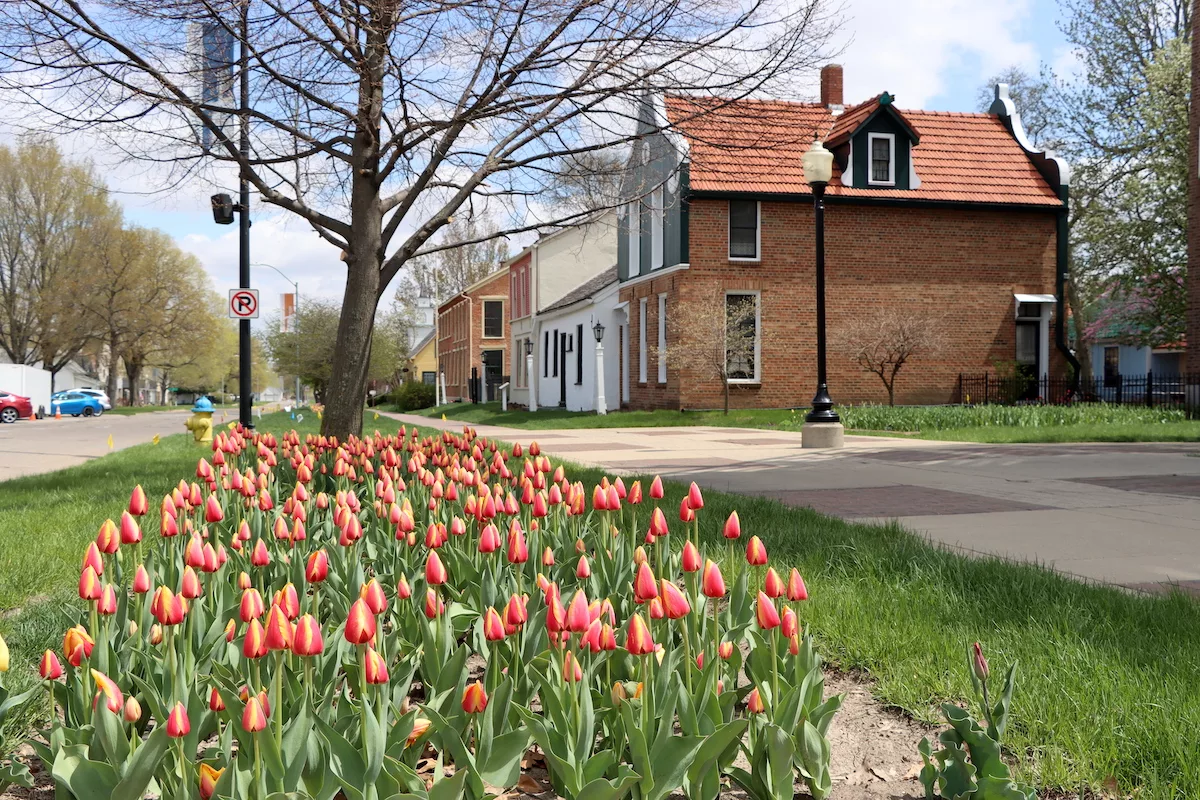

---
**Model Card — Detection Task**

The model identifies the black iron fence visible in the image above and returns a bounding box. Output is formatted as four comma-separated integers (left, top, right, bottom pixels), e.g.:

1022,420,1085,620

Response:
957,372,1200,413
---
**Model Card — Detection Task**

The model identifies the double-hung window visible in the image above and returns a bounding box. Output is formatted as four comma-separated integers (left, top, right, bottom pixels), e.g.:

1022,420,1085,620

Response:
482,300,503,338
868,133,895,186
638,298,648,383
657,294,667,383
725,292,760,383
650,186,664,269
728,200,759,260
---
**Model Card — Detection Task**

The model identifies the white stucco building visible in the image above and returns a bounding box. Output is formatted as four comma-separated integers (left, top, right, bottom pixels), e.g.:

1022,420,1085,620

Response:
507,211,618,408
532,267,620,412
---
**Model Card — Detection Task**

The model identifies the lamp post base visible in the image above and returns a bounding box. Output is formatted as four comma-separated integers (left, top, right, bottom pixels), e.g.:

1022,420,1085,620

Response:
801,421,845,449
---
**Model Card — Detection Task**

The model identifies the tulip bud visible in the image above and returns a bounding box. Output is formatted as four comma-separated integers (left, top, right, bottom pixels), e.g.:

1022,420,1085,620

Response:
242,697,268,732
0,633,8,672
39,650,62,680
781,606,798,638
292,614,324,656
363,645,389,684
659,580,690,619
204,494,224,523
149,624,164,646
787,569,809,602
181,566,203,599
123,696,142,723
425,550,447,585
396,574,412,599
722,510,740,540
344,599,377,644
649,475,664,499
90,669,123,714
251,539,271,567
701,560,726,598
305,549,329,583
483,607,506,641
78,565,102,601
209,687,226,711
360,579,388,614
755,592,781,630
128,485,148,516
634,562,658,603
747,687,765,714
624,613,655,656
566,590,590,634
764,567,784,598
745,535,768,566
263,605,294,651
199,764,224,800
132,565,151,594
240,589,265,622
972,642,989,683
96,519,119,554
681,541,701,573
98,584,118,615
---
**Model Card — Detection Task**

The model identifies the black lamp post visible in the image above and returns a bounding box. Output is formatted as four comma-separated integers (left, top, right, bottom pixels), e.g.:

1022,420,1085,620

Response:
592,321,605,342
801,140,839,424
524,340,533,356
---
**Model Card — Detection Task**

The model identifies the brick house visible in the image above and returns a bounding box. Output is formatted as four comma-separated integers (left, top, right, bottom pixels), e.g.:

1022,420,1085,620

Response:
615,65,1076,410
436,267,510,402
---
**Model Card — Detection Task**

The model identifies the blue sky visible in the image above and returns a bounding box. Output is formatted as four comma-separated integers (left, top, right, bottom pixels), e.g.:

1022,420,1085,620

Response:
108,0,1077,322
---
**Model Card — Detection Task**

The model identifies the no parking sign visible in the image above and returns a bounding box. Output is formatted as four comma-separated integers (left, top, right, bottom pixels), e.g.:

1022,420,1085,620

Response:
228,289,259,319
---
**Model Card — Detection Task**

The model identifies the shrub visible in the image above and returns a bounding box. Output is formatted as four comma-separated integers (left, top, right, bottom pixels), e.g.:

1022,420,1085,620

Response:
389,380,437,411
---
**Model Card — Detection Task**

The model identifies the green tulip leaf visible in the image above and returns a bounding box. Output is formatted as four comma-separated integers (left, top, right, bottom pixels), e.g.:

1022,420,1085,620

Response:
313,711,365,800
0,760,33,791
51,744,120,799
110,726,168,800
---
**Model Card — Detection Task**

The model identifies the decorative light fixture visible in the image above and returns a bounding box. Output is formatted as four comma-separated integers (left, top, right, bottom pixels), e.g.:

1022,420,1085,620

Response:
800,139,841,440
592,321,605,342
801,140,834,187
524,340,533,356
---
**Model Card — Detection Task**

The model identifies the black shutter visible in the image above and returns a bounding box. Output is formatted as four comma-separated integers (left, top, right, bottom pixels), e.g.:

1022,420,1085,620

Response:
576,324,584,384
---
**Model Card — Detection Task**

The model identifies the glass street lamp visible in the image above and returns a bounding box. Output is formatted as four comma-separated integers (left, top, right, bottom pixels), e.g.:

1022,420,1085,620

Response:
524,340,533,356
593,321,605,342
801,140,839,425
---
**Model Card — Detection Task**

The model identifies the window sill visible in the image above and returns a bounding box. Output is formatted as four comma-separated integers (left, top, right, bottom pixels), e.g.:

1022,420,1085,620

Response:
727,379,761,386
866,181,895,188
481,335,505,340
728,257,760,264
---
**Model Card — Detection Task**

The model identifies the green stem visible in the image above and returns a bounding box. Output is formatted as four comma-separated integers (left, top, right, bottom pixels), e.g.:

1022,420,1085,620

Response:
46,683,55,731
253,734,262,800
176,737,186,800
274,651,285,750
769,631,780,716
712,595,720,694
680,617,694,696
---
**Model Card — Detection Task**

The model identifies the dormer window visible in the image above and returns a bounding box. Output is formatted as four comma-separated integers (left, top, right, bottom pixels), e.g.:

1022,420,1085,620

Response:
868,132,895,186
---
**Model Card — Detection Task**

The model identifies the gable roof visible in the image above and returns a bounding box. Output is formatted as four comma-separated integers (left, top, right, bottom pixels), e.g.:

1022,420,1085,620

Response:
408,329,435,359
824,93,919,148
663,95,1062,206
540,266,618,315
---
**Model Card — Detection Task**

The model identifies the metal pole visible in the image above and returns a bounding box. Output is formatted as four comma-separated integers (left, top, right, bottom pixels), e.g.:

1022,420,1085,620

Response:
294,280,301,405
805,182,839,423
238,0,253,428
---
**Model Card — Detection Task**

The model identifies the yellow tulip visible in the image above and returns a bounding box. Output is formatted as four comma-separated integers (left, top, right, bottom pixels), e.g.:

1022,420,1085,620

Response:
0,632,9,672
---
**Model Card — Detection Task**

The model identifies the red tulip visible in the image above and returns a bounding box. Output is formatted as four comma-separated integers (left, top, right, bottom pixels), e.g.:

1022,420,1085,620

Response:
264,604,294,651
155,587,186,626
363,646,389,684
397,574,412,599
98,584,118,615
39,650,62,680
789,634,800,656
240,589,265,622
181,566,203,599
562,651,584,683
274,583,301,619
719,641,734,660
688,482,704,510
95,519,119,554
160,512,178,537
972,642,989,682
679,497,695,523
576,555,591,579
305,549,329,583
659,580,690,619
204,494,224,523
63,626,94,667
782,606,798,638
755,591,780,630
345,599,377,644
462,680,488,713
83,542,104,575
242,696,268,732
425,550,447,585
745,535,768,566
747,687,765,714
634,562,658,603
423,588,444,619
504,594,528,628
128,485,148,516
649,476,664,499
243,619,268,658
360,579,388,614
681,541,701,573
648,597,664,620
479,523,500,553
648,507,669,537
627,480,643,505
764,567,784,598
199,764,224,800
78,566,102,601
592,484,608,511
507,527,528,564
541,546,555,567
123,696,142,723
90,669,123,714
702,560,726,598
251,539,271,567
787,569,808,602
599,623,617,651
185,535,205,568
209,687,226,711
566,590,590,633
605,484,621,511
166,702,191,737
483,607,506,641
625,613,655,655
292,614,324,656
723,511,740,540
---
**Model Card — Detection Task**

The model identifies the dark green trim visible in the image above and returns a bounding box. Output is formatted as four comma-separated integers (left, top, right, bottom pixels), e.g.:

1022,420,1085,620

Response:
687,189,1063,214
1055,184,1080,385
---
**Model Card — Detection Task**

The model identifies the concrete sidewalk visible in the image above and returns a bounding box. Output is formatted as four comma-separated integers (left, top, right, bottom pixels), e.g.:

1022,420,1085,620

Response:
387,411,1200,591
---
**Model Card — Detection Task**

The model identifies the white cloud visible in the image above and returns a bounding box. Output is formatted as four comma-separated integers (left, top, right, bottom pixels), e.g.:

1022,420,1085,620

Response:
834,0,1039,108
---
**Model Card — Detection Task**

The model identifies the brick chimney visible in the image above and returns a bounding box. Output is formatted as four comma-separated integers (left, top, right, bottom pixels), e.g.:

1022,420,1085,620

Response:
820,64,844,108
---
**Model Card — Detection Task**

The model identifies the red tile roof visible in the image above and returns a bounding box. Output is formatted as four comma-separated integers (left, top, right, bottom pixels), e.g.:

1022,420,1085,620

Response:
664,95,1062,206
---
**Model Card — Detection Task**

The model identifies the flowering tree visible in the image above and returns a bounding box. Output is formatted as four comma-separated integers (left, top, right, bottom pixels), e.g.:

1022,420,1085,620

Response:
1083,271,1186,349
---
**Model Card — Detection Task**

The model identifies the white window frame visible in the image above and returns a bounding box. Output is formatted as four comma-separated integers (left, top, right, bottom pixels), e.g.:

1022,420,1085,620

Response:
657,293,667,383
728,200,760,262
724,290,761,384
627,202,641,276
638,297,648,383
650,186,664,270
867,132,896,187
481,299,504,339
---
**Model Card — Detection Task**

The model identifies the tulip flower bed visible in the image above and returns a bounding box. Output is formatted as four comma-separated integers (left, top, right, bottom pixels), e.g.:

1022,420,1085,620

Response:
1,424,847,800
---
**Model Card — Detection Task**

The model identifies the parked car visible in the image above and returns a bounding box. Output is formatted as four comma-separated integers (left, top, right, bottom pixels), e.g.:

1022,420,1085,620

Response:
74,388,112,409
0,390,33,423
50,391,106,417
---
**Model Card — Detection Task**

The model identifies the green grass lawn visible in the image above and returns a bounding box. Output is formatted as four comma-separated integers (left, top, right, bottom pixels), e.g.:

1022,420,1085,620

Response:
106,404,234,416
2,412,1200,797
406,401,1200,443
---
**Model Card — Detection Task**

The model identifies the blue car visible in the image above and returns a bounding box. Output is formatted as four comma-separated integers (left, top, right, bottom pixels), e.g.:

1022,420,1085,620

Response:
50,391,106,417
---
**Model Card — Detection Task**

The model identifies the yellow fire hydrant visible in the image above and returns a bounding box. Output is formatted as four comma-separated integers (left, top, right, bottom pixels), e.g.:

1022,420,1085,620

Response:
184,397,215,443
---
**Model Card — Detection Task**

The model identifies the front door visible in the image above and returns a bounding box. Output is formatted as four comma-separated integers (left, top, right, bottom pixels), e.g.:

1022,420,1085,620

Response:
559,332,569,407
1015,321,1039,400
481,350,503,401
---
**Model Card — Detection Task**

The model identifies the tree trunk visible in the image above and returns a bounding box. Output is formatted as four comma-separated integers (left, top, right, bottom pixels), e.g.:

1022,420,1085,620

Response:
125,357,143,406
322,241,382,438
105,334,119,402
1066,276,1094,383
723,376,730,414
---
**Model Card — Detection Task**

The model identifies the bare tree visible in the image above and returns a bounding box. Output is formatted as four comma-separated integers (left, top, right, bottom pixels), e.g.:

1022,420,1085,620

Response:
656,289,769,414
396,215,510,306
834,309,946,406
0,0,838,437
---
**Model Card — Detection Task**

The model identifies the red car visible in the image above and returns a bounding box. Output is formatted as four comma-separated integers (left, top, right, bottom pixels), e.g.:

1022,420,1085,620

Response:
0,390,33,423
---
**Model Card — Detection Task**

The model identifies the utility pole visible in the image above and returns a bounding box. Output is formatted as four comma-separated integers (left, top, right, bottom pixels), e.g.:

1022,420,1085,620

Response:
237,0,253,428
1189,0,1200,382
